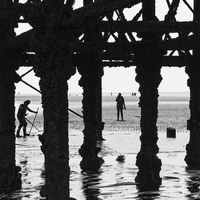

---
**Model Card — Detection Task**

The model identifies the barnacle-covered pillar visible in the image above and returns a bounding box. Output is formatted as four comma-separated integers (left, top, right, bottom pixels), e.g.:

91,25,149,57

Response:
93,0,105,142
184,0,200,169
185,59,200,168
36,61,74,200
0,66,22,190
78,51,104,171
96,60,105,141
135,0,162,184
26,1,76,199
0,0,21,190
135,43,163,184
77,0,104,171
35,51,75,199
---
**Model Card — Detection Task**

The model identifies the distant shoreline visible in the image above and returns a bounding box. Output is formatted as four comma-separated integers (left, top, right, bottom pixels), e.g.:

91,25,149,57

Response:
15,91,190,97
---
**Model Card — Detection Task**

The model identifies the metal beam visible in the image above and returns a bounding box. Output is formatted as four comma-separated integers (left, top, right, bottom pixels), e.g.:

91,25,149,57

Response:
89,21,200,34
102,55,190,67
19,52,192,67
73,33,200,53
66,0,146,27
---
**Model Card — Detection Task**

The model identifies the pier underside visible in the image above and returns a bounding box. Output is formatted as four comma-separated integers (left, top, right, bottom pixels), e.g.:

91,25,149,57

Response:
0,0,200,199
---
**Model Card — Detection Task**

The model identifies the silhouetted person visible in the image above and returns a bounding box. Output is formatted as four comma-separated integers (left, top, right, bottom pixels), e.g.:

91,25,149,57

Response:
16,100,37,138
115,93,126,121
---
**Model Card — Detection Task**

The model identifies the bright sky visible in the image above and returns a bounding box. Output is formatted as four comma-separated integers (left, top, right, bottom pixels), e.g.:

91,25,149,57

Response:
15,0,192,95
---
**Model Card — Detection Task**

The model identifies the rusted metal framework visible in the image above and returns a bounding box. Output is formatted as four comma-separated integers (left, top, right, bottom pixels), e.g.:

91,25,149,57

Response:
0,0,200,199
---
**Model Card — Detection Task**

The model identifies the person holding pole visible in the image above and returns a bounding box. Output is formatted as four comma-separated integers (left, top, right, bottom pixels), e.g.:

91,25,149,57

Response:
16,100,38,138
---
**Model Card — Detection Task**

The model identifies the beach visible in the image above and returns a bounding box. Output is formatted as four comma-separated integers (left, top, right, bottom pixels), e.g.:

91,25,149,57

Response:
1,92,197,200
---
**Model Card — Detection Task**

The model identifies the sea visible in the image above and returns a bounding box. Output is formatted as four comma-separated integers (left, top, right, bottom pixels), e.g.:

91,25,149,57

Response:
1,92,199,200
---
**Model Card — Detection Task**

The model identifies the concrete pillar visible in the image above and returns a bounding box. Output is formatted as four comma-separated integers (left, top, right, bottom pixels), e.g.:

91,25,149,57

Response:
78,55,104,171
0,0,21,190
32,1,76,199
77,0,104,171
185,59,200,168
184,0,200,168
0,68,21,190
135,0,162,184
135,44,163,184
96,63,105,141
38,71,72,200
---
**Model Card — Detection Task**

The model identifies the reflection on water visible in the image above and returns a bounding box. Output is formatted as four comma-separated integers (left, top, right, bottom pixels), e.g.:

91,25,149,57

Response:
136,183,160,200
70,130,196,200
1,130,200,200
185,169,200,199
187,176,200,193
78,159,162,200
82,171,102,200
2,137,45,200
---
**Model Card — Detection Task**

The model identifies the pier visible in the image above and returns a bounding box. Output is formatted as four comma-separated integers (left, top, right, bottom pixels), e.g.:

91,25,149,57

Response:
0,0,200,199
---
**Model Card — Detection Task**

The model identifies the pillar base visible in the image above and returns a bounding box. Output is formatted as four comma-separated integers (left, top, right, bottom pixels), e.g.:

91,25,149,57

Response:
135,173,162,185
80,157,104,172
136,181,161,194
135,147,162,185
79,141,104,171
0,165,22,190
40,185,77,200
185,141,200,169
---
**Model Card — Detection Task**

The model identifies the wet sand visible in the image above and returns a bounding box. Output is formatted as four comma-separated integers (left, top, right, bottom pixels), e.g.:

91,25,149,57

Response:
1,93,197,200
4,129,194,200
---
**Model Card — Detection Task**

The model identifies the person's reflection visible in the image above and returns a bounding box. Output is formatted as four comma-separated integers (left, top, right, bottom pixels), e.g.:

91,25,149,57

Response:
20,157,28,177
136,182,161,200
81,171,102,200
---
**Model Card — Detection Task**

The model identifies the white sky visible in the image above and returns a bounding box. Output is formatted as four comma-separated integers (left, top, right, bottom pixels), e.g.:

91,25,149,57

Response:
15,0,192,94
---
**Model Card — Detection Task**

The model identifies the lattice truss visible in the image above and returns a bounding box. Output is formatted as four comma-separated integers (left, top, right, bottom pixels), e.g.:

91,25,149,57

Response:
72,0,195,67
94,0,195,67
7,0,198,68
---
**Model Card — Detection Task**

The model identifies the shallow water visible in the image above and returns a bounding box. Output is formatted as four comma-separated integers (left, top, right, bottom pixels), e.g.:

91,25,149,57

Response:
2,128,198,200
4,94,198,200
72,130,200,200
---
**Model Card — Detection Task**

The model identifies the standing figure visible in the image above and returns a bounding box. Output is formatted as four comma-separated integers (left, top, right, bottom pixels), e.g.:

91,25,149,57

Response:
16,100,38,138
115,93,126,121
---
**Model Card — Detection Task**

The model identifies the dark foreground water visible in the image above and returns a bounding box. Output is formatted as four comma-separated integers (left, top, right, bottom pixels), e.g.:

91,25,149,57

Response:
1,128,200,200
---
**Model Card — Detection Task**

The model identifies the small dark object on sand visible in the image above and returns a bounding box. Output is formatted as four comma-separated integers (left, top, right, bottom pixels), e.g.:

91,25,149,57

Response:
116,155,125,162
